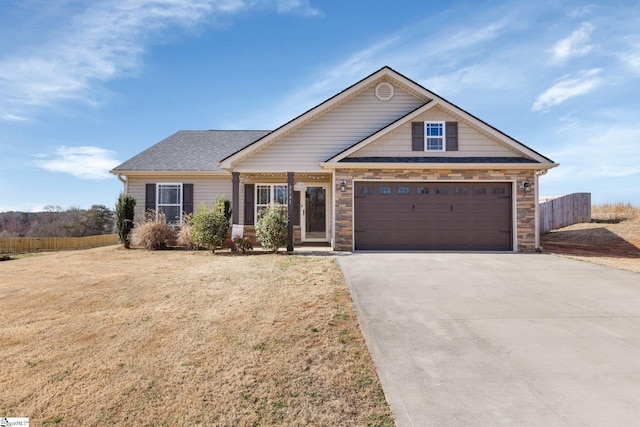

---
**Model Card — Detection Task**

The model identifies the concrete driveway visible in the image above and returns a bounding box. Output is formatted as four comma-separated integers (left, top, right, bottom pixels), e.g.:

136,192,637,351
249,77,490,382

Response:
338,253,640,426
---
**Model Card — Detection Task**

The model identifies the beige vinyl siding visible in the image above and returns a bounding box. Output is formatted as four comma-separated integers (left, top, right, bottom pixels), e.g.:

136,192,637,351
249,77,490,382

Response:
126,175,232,223
234,81,426,172
352,106,522,158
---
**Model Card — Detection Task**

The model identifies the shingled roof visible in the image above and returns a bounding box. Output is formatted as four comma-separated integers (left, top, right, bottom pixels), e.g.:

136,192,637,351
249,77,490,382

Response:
111,130,271,172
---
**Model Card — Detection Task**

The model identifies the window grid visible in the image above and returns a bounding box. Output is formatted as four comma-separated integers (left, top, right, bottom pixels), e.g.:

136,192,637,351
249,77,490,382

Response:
255,184,288,219
425,121,445,151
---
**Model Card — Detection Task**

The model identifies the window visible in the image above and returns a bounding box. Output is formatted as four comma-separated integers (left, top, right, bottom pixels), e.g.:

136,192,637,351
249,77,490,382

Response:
454,187,468,195
255,184,288,219
473,187,487,195
417,187,429,194
378,186,392,194
397,186,411,195
157,183,182,224
425,121,445,151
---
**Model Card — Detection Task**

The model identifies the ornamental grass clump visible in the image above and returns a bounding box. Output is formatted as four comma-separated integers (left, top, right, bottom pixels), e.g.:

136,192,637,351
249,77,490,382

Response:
129,212,176,250
255,205,288,253
177,213,199,250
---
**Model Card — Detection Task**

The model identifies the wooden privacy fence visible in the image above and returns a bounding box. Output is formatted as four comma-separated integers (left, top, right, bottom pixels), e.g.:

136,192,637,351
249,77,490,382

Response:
0,234,119,254
540,193,591,234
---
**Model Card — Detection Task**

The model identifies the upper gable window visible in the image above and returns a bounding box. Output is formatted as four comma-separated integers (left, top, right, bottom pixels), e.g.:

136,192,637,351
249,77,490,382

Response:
412,121,458,152
425,122,445,151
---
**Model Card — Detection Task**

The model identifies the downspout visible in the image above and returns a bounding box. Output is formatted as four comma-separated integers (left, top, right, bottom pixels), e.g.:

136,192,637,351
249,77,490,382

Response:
534,169,548,251
116,174,128,192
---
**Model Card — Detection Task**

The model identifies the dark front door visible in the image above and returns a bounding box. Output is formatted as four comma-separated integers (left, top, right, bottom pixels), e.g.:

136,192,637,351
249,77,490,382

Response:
354,181,512,251
304,186,326,241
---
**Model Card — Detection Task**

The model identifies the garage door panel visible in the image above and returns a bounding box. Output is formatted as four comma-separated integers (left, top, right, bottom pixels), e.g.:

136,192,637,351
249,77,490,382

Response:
354,181,512,251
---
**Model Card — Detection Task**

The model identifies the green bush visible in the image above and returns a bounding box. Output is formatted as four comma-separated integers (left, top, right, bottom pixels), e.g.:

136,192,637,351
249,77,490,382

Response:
255,205,288,253
233,236,253,253
190,199,230,252
115,193,136,248
129,211,175,250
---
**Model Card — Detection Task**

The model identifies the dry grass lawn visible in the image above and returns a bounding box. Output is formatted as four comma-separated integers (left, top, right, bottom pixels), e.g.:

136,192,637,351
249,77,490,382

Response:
0,247,393,426
541,203,640,273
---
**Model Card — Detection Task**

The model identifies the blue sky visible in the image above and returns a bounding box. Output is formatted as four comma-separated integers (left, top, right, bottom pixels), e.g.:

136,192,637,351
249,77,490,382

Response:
1,0,639,212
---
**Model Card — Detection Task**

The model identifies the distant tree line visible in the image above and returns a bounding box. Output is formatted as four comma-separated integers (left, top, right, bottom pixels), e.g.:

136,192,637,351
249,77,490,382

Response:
0,205,115,237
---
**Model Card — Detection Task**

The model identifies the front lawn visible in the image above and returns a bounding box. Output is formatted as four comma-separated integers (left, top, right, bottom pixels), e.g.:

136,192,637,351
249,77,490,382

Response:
0,246,392,426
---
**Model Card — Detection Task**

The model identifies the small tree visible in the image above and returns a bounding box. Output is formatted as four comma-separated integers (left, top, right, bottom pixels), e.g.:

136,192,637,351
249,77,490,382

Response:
115,193,136,248
190,199,231,253
255,205,288,253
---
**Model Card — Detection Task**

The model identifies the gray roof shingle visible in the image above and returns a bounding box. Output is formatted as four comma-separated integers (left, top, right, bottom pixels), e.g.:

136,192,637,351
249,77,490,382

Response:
111,130,271,172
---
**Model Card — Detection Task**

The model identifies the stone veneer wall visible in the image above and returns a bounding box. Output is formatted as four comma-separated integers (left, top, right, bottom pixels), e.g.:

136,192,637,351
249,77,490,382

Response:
333,168,538,252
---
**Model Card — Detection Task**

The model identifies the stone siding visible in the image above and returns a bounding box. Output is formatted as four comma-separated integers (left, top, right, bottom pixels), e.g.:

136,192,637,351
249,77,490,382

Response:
334,168,538,252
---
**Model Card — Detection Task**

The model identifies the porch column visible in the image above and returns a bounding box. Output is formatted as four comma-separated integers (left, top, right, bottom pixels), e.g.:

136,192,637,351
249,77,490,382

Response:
232,172,239,224
287,171,294,251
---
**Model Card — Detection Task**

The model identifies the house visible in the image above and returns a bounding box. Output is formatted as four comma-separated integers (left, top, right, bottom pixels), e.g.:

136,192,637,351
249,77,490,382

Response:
110,66,558,252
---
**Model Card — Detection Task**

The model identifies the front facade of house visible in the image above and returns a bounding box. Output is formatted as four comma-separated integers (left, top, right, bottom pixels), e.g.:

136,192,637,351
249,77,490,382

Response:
111,67,557,252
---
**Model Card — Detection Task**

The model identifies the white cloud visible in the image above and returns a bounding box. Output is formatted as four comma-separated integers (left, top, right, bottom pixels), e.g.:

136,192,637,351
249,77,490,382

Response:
0,0,320,121
568,5,596,19
546,125,640,180
550,22,595,64
250,18,513,127
532,69,602,112
618,39,640,74
32,146,121,180
268,0,321,16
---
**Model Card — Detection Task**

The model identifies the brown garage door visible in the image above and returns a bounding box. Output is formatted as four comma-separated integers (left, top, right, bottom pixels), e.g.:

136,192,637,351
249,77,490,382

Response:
354,182,512,251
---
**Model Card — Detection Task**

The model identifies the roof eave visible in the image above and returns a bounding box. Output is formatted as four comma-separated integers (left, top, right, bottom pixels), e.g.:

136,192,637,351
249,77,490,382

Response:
320,162,559,170
109,170,231,176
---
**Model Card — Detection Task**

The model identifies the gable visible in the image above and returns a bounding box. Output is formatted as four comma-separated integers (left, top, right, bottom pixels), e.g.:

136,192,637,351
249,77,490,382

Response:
232,80,426,173
350,105,523,159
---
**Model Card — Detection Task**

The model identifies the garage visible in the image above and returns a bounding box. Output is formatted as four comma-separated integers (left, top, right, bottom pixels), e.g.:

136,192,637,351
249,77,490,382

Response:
354,181,513,251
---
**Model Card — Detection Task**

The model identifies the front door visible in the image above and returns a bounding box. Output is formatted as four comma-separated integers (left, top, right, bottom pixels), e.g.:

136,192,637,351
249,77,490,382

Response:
302,186,327,241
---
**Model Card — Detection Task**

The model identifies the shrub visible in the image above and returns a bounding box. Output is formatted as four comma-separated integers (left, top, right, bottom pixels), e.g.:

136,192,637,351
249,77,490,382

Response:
190,199,231,252
129,212,175,250
255,205,288,253
177,213,199,250
115,193,136,248
233,236,253,253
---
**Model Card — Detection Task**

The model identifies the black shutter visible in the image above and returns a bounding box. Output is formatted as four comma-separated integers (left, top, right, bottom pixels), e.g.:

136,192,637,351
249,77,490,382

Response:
412,122,424,151
244,184,254,225
145,184,156,212
293,190,300,226
183,184,193,215
446,121,458,151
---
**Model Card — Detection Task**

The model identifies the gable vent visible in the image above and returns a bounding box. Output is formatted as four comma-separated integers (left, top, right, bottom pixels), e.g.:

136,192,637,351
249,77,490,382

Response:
375,82,395,101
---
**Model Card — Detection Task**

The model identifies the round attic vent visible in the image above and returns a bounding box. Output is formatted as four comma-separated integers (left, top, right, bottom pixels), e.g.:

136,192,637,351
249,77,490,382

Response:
375,82,395,101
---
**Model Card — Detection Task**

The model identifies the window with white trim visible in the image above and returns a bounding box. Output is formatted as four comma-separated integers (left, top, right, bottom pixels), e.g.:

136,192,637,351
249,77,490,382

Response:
425,121,445,151
255,184,287,219
157,183,182,224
